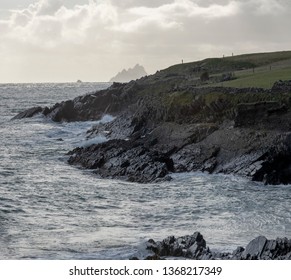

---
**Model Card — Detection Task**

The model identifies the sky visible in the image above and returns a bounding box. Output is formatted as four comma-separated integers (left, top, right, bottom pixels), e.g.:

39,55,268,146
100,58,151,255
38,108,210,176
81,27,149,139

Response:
0,0,290,83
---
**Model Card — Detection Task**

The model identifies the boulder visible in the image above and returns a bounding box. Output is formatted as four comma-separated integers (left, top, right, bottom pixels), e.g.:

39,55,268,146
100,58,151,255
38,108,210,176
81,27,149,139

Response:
239,236,291,260
241,236,268,259
146,232,208,259
140,233,291,260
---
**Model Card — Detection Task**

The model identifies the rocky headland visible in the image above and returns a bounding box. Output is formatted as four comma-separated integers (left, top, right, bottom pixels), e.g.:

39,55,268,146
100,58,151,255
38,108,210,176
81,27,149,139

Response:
12,54,291,185
134,232,291,260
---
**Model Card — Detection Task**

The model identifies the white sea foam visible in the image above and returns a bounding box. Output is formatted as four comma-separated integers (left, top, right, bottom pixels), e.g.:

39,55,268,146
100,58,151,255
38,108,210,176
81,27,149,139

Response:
78,114,115,147
80,135,108,147
99,114,115,124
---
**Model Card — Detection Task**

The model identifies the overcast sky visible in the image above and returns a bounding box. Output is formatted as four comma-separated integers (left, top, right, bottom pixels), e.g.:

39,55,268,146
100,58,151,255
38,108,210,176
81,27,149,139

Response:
0,0,290,83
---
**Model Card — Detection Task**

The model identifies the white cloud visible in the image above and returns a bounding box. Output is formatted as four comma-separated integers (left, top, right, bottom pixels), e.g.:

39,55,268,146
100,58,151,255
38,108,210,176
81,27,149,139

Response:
251,0,285,15
35,0,64,15
2,0,119,47
0,0,290,82
114,0,240,32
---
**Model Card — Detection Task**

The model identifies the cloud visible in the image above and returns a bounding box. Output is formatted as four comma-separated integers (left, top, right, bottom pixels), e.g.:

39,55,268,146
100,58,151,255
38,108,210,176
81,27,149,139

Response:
113,0,240,33
2,0,289,50
0,0,290,82
34,0,64,16
250,0,286,15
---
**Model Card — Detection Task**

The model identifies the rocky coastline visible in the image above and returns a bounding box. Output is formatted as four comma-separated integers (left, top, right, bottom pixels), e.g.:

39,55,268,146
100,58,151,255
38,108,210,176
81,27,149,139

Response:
13,75,291,185
12,59,291,260
134,232,291,260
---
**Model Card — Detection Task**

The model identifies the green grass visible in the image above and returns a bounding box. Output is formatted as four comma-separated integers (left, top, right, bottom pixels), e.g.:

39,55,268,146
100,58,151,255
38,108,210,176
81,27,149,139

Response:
216,67,291,89
224,50,291,67
162,51,291,76
159,50,291,89
145,51,291,124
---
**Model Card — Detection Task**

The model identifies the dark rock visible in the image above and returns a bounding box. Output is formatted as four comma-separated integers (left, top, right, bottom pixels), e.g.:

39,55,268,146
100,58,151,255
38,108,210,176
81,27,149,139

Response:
142,233,291,260
42,106,50,116
49,100,77,122
12,82,142,122
12,106,43,120
251,134,291,185
272,80,291,93
239,236,291,260
146,232,207,259
68,139,175,183
202,157,217,173
232,246,245,259
241,236,268,259
234,101,288,129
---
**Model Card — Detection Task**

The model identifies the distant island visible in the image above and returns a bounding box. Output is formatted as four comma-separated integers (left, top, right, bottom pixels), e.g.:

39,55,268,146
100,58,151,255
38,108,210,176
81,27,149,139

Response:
109,64,147,82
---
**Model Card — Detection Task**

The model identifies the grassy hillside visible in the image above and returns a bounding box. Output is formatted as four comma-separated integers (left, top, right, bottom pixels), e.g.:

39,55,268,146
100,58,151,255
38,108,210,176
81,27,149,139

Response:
158,50,291,89
217,67,291,88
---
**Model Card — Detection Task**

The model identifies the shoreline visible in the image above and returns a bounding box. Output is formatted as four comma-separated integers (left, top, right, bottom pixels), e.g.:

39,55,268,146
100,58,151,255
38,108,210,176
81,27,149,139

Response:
11,51,291,186
13,79,291,186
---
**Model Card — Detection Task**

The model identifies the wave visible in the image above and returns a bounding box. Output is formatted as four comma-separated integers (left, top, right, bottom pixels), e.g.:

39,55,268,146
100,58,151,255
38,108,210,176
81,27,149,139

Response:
79,135,108,147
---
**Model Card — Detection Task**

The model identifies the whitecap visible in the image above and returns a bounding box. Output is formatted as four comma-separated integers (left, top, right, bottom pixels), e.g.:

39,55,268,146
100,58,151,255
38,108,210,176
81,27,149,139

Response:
79,135,108,147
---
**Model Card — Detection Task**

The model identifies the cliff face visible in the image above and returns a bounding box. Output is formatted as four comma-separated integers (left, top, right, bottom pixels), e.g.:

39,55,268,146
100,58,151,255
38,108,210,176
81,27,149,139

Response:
109,64,147,82
12,51,291,185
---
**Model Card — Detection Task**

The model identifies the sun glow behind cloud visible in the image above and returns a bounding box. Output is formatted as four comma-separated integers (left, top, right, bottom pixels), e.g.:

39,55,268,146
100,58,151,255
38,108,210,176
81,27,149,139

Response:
0,0,290,82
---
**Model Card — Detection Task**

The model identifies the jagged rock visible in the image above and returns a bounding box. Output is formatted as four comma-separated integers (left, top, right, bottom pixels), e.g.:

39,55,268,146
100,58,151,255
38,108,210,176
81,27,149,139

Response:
49,100,77,122
141,233,291,260
146,232,207,259
232,246,245,259
12,82,142,122
68,139,174,183
241,236,268,259
238,236,291,260
202,157,217,173
12,106,43,120
251,134,291,185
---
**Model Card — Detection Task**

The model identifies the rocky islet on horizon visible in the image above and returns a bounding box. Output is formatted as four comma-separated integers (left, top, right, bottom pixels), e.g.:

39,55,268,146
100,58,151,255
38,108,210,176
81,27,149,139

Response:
109,64,147,83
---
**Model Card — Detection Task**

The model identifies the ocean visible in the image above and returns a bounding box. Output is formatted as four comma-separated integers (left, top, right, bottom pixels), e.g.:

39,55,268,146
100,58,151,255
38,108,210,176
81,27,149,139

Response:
1,83,291,259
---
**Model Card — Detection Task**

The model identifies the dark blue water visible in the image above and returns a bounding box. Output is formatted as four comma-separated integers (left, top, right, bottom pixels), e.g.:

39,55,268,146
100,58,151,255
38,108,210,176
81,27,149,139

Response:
1,83,291,259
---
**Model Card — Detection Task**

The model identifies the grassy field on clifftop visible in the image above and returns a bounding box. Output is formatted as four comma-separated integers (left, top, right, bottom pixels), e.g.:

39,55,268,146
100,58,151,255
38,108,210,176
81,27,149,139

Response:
216,59,291,88
160,50,291,89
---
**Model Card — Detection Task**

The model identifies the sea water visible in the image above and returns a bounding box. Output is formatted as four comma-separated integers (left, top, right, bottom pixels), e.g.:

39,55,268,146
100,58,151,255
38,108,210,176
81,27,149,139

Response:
1,83,291,259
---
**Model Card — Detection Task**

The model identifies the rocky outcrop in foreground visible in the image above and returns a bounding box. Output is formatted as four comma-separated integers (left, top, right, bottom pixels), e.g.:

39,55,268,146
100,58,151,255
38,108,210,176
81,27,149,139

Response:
135,232,291,260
